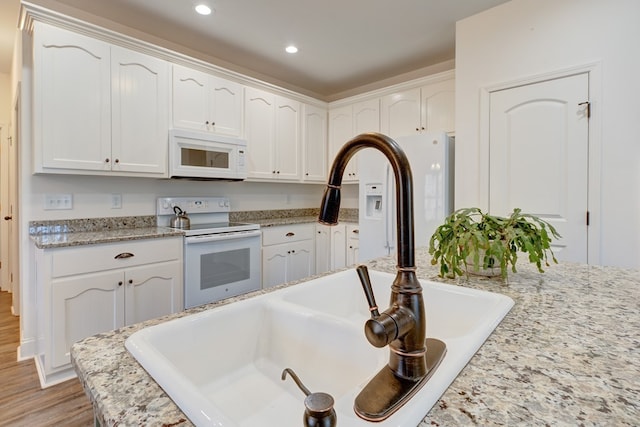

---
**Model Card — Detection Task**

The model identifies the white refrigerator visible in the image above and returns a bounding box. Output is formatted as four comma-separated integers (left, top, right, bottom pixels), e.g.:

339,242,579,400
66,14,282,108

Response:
358,132,454,262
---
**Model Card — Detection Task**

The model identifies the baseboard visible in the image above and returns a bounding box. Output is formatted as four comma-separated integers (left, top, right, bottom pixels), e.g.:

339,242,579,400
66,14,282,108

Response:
34,354,78,388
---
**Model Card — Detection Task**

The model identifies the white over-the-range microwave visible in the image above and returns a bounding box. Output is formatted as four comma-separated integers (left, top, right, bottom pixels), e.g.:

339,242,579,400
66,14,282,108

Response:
169,128,247,180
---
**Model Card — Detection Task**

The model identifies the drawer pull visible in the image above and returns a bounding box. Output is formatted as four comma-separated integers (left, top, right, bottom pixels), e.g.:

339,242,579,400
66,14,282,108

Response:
285,232,295,237
115,252,135,259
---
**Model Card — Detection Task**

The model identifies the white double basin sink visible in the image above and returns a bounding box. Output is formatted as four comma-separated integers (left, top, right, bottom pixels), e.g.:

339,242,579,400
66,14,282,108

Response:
125,269,514,426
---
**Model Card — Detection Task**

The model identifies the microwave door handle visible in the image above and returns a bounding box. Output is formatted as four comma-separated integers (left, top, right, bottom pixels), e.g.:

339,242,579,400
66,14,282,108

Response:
184,230,261,244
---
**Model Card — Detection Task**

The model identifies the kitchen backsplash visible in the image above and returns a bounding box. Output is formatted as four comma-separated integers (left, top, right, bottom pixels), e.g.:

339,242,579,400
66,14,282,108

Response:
29,216,157,235
29,209,359,235
230,208,358,223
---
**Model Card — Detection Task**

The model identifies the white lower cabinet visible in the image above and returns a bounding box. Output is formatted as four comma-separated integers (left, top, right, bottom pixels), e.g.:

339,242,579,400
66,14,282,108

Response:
262,224,315,288
346,224,360,266
36,237,183,386
315,223,359,275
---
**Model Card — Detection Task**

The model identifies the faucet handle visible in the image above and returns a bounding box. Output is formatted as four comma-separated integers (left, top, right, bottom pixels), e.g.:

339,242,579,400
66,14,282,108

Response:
356,265,380,318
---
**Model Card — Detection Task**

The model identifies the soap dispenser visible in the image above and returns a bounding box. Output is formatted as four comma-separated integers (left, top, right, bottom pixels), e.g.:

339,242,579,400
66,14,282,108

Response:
281,368,337,427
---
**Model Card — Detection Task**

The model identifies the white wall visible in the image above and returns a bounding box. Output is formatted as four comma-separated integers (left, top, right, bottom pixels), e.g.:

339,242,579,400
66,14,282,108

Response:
0,72,9,123
27,175,344,220
455,0,640,268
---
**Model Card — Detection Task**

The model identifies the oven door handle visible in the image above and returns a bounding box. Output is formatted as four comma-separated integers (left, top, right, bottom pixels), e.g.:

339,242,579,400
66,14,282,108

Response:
184,229,261,244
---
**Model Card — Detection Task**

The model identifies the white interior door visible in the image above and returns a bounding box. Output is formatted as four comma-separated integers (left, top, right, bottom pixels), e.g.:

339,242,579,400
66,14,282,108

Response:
489,73,589,263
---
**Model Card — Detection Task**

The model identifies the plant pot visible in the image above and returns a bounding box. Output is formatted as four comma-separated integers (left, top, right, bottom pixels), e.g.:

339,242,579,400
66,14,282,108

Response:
465,249,501,277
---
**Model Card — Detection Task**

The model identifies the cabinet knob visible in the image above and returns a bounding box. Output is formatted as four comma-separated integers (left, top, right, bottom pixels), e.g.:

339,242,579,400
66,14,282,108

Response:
114,158,120,164
105,158,110,163
128,279,133,284
272,170,276,174
352,229,359,234
286,232,295,237
291,250,296,254
118,281,123,286
3,216,12,221
415,127,420,132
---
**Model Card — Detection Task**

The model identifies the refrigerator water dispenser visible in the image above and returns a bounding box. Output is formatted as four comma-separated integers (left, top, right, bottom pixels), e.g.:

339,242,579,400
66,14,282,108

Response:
365,183,383,219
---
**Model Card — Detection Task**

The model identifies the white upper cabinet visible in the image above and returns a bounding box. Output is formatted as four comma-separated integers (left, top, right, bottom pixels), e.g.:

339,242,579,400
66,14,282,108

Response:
172,64,243,137
33,22,170,177
244,86,301,181
381,78,455,137
275,96,301,180
111,46,169,174
328,99,379,183
34,22,111,172
302,103,327,183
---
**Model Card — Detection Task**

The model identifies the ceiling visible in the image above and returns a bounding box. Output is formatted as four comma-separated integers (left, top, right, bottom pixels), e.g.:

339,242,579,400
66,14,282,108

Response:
1,0,509,100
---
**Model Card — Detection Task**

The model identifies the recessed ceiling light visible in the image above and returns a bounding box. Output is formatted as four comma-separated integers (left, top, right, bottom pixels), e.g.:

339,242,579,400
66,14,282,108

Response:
285,45,298,54
195,4,212,15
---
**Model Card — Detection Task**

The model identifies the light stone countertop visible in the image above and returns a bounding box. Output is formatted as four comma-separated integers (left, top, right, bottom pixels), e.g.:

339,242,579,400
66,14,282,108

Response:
71,248,640,426
29,209,357,249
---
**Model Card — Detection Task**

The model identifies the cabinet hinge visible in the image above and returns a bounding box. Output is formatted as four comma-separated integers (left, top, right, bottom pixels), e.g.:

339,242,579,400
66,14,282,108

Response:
578,101,591,118
586,210,590,226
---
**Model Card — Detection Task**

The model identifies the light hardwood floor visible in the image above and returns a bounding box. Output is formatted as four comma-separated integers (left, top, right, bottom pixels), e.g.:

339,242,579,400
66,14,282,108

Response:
0,291,94,426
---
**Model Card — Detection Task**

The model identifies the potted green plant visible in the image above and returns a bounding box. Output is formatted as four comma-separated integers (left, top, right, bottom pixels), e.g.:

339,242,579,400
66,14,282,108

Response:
428,207,561,279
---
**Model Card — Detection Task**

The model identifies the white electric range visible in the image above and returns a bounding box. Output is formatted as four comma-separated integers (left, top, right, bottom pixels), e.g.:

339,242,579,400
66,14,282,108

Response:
157,197,261,309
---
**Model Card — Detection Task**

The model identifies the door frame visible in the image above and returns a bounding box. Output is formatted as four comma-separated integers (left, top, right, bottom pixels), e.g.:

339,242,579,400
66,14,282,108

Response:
478,62,602,265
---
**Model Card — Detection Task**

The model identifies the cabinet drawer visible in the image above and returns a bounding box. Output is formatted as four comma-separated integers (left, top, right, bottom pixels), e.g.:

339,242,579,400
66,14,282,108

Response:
346,224,359,239
50,237,182,278
262,224,314,246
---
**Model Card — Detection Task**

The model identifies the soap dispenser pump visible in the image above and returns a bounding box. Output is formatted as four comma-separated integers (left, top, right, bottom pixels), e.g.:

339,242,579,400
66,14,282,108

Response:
281,368,337,427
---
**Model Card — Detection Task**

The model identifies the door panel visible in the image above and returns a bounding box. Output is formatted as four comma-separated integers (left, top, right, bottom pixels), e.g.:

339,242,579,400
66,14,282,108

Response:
489,73,589,262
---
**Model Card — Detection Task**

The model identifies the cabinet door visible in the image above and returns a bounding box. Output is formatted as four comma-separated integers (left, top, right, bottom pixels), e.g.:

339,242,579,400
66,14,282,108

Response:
111,46,169,175
331,224,347,270
346,224,360,266
380,87,421,138
210,76,243,137
51,270,124,368
34,22,111,171
274,95,301,180
328,105,353,175
172,64,210,131
245,87,276,179
124,260,182,324
349,99,380,182
421,79,455,133
315,224,331,274
288,240,315,282
302,104,327,182
262,244,289,288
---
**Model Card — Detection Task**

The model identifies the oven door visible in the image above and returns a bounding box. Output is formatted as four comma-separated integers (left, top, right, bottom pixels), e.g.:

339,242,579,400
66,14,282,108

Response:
184,230,261,309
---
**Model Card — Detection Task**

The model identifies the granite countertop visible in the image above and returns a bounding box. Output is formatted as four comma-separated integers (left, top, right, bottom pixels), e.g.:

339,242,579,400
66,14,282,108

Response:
30,209,358,249
71,248,640,426
29,216,184,249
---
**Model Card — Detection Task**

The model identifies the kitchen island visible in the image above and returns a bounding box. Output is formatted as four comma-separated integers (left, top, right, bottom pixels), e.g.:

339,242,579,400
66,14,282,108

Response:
71,247,640,426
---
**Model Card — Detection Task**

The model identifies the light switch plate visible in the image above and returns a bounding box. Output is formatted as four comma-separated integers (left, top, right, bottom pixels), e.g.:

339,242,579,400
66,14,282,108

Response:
44,194,73,210
111,194,122,209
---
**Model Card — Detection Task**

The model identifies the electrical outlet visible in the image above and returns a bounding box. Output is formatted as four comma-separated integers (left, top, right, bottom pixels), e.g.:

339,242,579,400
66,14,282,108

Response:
111,194,122,209
44,194,73,210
